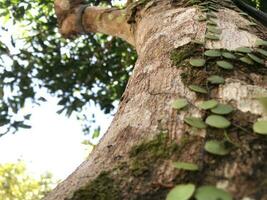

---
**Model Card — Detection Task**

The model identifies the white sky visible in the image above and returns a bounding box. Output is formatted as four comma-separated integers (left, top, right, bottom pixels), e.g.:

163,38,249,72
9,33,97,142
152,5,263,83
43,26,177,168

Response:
0,95,113,180
0,23,112,181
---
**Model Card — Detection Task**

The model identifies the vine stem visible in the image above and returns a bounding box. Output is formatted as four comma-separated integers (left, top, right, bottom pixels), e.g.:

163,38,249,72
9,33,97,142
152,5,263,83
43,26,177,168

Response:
232,123,250,134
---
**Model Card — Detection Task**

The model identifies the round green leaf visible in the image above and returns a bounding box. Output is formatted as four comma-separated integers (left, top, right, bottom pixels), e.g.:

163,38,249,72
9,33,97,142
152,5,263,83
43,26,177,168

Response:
255,48,267,57
211,104,234,115
199,2,210,7
253,121,267,135
209,6,219,12
204,140,230,156
247,53,264,64
205,33,220,40
172,99,188,110
207,24,217,29
167,184,196,200
204,50,221,57
189,59,206,67
189,85,208,94
198,5,206,9
207,12,217,18
198,100,218,110
235,47,252,53
197,16,207,21
205,115,231,128
207,20,217,26
216,61,234,69
207,75,225,84
185,117,207,129
201,8,209,12
195,186,233,200
173,162,199,171
227,4,236,9
239,12,249,17
192,40,205,45
239,56,254,65
199,2,209,6
255,39,267,46
249,22,257,26
257,96,267,111
222,52,236,59
207,26,221,34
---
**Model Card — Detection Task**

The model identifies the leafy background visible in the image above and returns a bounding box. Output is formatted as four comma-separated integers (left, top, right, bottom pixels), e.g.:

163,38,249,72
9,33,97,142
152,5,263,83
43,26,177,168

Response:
0,0,136,138
0,161,53,200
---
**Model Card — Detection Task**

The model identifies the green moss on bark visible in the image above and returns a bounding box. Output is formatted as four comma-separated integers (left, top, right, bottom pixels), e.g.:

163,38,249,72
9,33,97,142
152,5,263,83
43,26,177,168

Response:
68,172,121,200
129,133,178,176
129,132,196,177
67,132,202,200
170,43,203,66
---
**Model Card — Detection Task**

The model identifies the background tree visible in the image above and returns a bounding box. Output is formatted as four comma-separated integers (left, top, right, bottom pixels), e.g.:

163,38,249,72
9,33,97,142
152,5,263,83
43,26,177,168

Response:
0,161,54,200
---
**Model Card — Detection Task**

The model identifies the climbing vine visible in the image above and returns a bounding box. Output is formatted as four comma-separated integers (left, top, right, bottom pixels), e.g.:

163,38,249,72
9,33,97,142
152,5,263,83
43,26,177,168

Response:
168,0,267,199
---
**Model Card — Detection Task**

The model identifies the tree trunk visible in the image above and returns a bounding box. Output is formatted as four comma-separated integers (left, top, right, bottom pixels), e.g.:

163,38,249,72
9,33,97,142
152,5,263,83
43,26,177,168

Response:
45,0,267,199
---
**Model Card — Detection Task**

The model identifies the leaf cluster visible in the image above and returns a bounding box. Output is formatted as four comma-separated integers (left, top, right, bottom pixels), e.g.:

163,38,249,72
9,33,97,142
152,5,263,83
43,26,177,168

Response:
0,0,137,136
0,161,54,200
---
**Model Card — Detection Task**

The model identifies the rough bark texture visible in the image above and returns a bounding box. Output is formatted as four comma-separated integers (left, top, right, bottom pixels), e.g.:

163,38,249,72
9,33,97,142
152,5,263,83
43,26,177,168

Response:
45,0,267,199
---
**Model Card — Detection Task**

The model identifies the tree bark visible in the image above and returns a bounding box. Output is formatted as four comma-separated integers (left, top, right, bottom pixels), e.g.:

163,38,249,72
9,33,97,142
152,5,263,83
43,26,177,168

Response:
45,0,267,199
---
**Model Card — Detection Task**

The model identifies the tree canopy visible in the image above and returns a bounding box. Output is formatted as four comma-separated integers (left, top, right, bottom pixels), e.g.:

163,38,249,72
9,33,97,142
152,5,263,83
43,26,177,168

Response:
0,0,265,138
0,161,53,200
0,0,136,137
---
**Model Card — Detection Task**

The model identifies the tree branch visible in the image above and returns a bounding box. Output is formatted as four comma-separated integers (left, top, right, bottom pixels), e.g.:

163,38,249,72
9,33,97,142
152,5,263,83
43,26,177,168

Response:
54,0,135,46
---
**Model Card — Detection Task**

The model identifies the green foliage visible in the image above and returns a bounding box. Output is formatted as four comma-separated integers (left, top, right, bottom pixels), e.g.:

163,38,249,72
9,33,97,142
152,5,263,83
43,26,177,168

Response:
184,117,207,129
198,100,218,110
172,98,188,110
257,96,267,111
244,0,267,12
222,52,237,59
205,33,220,40
195,186,232,200
216,60,234,70
255,39,267,46
204,49,221,57
189,59,206,67
0,161,53,200
247,53,265,64
0,0,137,136
236,47,252,53
188,85,208,94
210,104,234,115
204,140,231,156
239,56,254,64
92,127,101,139
207,75,225,84
166,184,233,200
207,26,221,34
166,1,266,199
166,184,195,200
253,120,267,135
255,48,267,57
205,115,231,129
